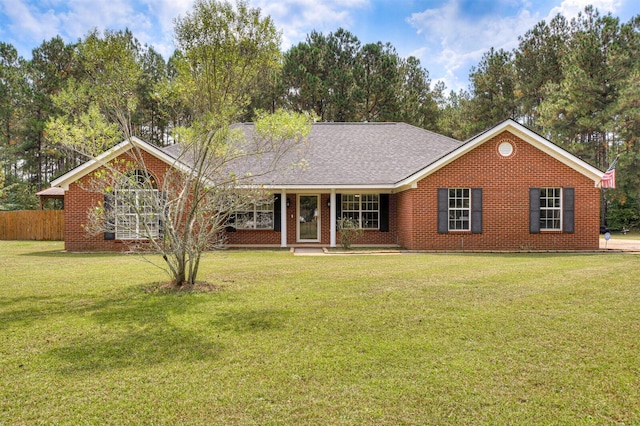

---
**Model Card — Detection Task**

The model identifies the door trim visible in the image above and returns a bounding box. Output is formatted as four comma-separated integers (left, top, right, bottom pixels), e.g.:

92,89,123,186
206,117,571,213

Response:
297,194,320,242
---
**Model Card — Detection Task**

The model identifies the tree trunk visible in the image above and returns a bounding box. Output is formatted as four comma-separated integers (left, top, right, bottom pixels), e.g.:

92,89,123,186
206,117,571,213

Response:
173,254,187,287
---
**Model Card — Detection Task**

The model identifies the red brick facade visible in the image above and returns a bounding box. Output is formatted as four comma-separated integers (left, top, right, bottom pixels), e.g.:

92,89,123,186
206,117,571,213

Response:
63,150,170,252
395,131,600,250
61,129,600,251
226,193,398,247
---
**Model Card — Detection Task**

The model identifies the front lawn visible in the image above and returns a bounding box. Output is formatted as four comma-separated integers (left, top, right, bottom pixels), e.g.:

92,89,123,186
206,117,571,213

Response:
1,241,638,424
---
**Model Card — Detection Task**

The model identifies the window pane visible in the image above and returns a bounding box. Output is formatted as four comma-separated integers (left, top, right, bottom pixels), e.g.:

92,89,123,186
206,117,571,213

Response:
341,194,379,229
256,212,273,229
362,211,378,229
114,189,161,239
448,188,470,231
232,200,274,230
539,188,561,230
234,212,255,229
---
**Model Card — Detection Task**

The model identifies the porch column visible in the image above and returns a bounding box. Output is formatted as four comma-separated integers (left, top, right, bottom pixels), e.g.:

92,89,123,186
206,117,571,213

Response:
330,189,336,247
281,190,287,247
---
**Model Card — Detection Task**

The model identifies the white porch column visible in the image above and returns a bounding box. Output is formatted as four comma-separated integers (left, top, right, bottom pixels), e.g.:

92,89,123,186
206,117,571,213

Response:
330,189,336,248
280,191,287,247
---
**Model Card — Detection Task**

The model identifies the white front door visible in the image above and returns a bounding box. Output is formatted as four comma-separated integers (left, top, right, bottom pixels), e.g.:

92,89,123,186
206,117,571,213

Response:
297,195,320,242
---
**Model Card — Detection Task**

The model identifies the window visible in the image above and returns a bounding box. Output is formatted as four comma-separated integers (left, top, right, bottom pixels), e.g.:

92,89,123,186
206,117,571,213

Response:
115,189,161,239
113,170,161,240
438,188,482,234
230,200,274,229
530,187,572,234
539,187,562,230
341,194,379,229
448,188,470,231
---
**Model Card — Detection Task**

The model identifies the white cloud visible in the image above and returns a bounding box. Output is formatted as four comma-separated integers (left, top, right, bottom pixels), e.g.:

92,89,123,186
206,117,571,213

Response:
252,0,369,48
0,0,62,48
545,0,621,21
407,0,541,91
406,0,627,91
141,0,194,56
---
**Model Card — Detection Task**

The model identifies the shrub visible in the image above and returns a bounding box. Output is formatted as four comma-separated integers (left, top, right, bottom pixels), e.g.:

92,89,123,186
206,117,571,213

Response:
337,217,363,249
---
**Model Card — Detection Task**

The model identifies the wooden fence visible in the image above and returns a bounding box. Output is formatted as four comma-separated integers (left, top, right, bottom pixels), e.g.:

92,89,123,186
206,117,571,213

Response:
0,210,64,241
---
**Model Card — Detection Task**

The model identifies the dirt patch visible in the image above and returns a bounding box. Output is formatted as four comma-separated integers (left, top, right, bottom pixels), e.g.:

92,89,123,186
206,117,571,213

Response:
144,281,225,293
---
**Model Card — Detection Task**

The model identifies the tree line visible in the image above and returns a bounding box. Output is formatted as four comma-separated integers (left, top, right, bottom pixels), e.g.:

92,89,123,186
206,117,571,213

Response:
0,4,638,228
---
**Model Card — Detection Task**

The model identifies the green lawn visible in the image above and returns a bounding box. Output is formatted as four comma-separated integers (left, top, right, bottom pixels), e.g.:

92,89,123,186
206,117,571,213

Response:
1,241,639,425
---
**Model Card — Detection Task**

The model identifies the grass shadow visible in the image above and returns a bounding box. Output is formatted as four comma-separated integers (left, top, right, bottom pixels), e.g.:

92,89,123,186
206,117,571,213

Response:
209,308,291,333
20,250,129,259
49,326,224,374
22,287,225,374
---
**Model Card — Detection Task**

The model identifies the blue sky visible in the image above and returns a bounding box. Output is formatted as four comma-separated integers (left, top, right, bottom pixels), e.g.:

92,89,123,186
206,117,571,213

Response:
1,0,638,91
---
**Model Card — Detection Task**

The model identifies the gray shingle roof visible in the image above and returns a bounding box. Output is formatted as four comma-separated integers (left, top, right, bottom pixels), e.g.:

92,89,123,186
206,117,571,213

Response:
163,122,462,187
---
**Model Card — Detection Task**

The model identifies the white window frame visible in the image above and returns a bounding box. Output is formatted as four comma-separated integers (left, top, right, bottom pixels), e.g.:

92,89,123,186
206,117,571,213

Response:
231,201,274,230
540,187,562,230
114,188,161,240
448,188,470,231
341,194,379,229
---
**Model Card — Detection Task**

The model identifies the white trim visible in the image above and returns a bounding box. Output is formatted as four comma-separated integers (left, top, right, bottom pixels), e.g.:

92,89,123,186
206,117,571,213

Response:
330,190,336,248
539,187,563,231
297,194,320,243
50,120,606,195
114,188,161,240
341,193,381,230
256,184,396,191
447,188,471,231
280,191,287,247
51,137,187,190
396,120,604,189
498,141,513,156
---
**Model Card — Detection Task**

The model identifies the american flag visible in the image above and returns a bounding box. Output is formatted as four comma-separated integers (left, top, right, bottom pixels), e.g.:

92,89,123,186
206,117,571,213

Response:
601,157,618,189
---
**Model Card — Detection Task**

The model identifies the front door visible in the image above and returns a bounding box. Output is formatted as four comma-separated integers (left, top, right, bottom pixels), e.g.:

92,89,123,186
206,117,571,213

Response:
298,195,319,242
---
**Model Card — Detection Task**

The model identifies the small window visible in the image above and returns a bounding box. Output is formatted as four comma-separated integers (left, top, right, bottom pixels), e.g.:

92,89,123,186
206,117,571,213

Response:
448,188,470,231
540,188,562,230
341,194,379,229
230,200,274,230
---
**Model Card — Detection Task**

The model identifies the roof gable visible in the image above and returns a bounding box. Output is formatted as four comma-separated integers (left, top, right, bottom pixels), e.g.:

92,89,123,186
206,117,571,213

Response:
397,119,604,189
50,120,605,192
51,136,181,190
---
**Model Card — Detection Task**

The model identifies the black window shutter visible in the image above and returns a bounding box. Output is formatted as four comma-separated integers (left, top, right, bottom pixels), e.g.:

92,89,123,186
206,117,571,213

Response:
225,212,236,232
104,193,115,240
437,188,448,234
471,188,483,234
530,188,541,234
563,188,575,233
379,194,389,232
336,194,342,219
158,191,167,237
273,193,281,232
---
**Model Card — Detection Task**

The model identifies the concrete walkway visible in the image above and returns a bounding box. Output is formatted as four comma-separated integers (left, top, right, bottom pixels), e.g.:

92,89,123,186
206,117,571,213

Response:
291,240,640,255
292,247,325,256
600,237,640,252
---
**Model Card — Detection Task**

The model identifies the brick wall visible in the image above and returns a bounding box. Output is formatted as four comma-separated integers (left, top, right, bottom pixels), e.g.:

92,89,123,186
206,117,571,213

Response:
227,192,398,246
396,190,414,249
396,130,600,251
64,130,600,251
64,149,170,252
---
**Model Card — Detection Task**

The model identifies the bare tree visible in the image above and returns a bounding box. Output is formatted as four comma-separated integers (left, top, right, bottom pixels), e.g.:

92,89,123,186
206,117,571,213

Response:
47,1,315,287
83,110,312,287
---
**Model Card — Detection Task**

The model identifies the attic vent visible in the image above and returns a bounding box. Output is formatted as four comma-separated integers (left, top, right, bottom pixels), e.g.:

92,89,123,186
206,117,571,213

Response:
498,141,514,157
